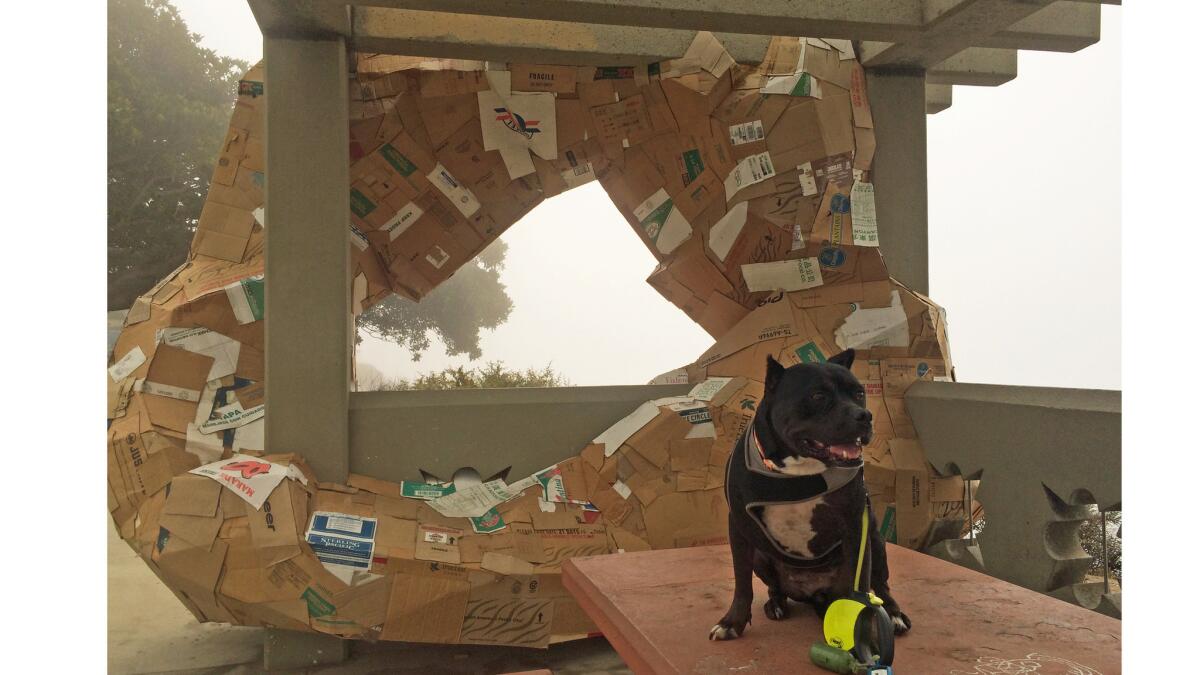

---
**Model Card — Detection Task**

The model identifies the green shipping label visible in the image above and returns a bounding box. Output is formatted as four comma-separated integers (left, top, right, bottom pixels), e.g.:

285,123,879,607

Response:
302,587,336,617
878,506,897,544
400,481,456,500
379,144,418,176
349,188,376,218
794,341,826,364
470,508,507,534
680,149,705,186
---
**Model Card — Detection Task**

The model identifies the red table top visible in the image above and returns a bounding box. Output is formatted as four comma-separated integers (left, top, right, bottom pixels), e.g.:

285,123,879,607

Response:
562,544,1120,675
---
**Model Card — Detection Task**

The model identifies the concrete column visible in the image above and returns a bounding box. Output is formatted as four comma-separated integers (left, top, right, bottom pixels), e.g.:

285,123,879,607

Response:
264,37,351,483
864,70,928,295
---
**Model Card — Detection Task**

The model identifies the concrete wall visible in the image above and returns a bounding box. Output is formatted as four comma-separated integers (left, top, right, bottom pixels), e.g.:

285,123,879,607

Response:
349,384,691,483
906,380,1120,608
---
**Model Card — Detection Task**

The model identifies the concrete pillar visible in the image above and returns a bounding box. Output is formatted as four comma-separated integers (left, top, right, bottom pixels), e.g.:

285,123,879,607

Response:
264,37,351,483
864,70,928,295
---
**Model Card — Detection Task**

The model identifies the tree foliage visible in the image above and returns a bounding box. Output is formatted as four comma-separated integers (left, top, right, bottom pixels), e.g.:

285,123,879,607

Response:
357,240,514,360
108,0,247,310
375,361,569,391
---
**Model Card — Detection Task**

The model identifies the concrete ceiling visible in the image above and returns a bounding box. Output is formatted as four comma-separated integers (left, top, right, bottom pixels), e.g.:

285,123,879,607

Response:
246,0,1118,113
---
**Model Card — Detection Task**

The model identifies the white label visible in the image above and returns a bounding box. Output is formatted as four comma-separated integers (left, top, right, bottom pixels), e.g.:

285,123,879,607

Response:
425,245,450,269
741,258,824,292
424,530,452,544
327,515,364,534
708,201,748,262
633,188,692,255
594,400,660,457
188,453,292,510
724,151,777,199
108,346,146,382
477,89,558,161
199,401,265,434
427,163,481,217
349,224,369,251
383,202,423,241
850,180,880,247
798,162,818,196
612,480,632,499
728,120,765,146
687,377,734,402
428,479,518,518
560,161,595,189
140,381,201,402
835,290,909,350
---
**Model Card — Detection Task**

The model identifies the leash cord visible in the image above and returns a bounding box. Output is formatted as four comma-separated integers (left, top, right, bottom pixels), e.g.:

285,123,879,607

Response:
853,505,868,592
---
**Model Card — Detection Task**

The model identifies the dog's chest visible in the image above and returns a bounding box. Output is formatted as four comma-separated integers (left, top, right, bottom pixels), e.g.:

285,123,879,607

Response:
760,497,825,557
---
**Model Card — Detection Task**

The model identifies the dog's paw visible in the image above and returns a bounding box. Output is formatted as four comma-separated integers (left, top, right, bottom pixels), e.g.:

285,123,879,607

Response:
890,610,912,635
763,597,790,621
709,615,750,641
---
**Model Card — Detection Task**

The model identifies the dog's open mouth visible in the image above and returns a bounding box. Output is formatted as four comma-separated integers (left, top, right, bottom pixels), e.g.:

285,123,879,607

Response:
802,438,865,462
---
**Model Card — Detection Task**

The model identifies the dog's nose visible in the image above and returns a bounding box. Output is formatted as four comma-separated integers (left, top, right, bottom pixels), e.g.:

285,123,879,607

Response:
855,409,872,423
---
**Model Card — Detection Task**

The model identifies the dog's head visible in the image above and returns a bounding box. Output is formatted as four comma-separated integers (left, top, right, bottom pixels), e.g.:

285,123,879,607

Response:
760,349,872,473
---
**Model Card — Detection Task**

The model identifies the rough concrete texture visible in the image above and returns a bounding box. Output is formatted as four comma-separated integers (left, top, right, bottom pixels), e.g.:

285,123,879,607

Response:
109,520,629,674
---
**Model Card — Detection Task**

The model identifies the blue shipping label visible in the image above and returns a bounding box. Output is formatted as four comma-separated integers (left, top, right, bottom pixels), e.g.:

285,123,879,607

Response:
306,512,377,570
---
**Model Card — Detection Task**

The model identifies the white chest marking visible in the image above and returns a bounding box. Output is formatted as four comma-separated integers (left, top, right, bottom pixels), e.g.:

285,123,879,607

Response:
761,497,824,557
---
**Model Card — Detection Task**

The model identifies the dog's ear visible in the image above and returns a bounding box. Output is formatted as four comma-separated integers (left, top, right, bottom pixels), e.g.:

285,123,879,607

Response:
828,349,855,370
765,355,786,392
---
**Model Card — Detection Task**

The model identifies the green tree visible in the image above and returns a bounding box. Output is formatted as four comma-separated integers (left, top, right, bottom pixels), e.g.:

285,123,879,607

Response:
376,361,569,391
358,240,514,361
110,0,517,359
107,0,247,310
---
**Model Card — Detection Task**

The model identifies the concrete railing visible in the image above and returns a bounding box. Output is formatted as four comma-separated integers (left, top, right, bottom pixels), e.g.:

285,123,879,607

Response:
345,380,1121,616
906,381,1121,617
349,384,690,483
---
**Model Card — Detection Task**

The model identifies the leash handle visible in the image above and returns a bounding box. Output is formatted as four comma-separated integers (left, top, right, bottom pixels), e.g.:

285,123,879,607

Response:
853,504,868,592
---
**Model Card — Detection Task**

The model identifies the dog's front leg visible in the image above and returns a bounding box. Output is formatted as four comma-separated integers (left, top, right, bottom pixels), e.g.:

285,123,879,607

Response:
710,514,755,640
867,506,911,634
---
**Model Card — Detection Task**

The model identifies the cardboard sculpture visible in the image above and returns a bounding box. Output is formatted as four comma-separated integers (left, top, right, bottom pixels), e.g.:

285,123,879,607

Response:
108,33,977,646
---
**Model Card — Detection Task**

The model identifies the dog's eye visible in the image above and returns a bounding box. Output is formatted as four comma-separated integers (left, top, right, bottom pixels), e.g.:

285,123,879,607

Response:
854,390,866,400
811,392,827,403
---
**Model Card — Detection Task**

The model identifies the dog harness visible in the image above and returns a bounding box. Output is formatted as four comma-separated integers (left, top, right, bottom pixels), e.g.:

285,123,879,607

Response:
725,421,864,567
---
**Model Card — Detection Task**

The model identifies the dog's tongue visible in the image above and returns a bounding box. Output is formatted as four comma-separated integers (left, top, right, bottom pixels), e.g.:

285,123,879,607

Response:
828,444,862,460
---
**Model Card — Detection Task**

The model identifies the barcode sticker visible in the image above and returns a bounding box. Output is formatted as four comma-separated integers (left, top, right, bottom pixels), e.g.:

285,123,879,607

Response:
729,120,765,146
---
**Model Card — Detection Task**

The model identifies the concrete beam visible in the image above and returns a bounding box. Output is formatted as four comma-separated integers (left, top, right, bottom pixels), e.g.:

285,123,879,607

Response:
264,37,352,482
249,0,348,38
926,83,953,114
864,70,928,294
984,1,1101,53
349,0,925,42
351,7,769,65
861,0,1056,69
927,48,1017,87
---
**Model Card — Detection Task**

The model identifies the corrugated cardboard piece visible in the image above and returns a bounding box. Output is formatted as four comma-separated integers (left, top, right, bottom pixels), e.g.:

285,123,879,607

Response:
108,32,968,647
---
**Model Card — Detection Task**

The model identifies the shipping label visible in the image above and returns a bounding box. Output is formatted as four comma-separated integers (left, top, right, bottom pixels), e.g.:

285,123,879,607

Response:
305,511,378,572
729,120,765,146
224,274,264,325
724,151,777,199
427,164,481,217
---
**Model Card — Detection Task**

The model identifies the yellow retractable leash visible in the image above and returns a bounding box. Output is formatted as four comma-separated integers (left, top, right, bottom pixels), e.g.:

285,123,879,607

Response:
809,506,895,674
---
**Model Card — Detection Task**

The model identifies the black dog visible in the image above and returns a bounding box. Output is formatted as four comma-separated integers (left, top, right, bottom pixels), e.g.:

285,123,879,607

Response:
710,349,911,640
